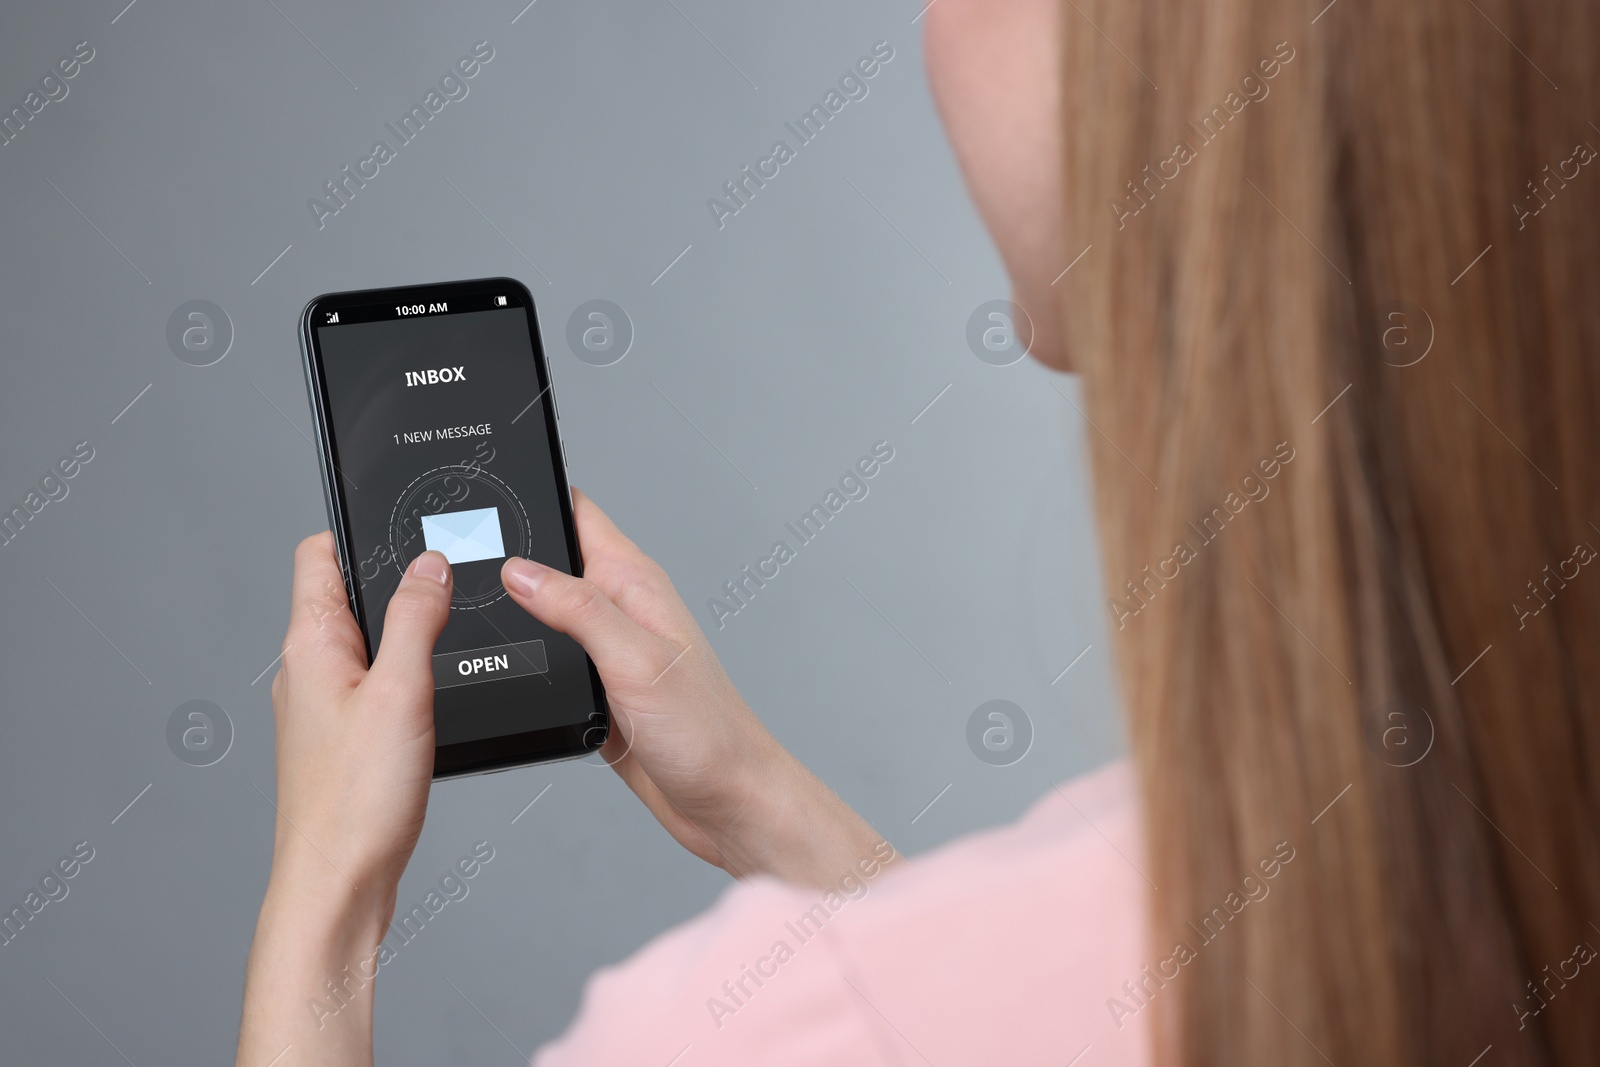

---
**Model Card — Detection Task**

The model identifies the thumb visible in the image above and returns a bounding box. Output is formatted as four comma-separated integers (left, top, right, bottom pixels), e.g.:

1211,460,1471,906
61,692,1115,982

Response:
501,556,674,682
369,551,453,688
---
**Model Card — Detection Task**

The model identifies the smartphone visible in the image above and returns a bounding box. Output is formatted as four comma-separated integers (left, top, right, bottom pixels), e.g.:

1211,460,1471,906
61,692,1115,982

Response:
299,277,607,778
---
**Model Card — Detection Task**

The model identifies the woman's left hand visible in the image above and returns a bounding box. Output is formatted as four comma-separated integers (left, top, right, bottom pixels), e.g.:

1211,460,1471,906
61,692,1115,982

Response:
237,533,453,1066
268,532,452,898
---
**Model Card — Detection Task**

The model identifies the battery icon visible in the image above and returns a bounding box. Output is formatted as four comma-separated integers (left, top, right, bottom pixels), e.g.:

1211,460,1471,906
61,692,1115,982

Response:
494,295,508,307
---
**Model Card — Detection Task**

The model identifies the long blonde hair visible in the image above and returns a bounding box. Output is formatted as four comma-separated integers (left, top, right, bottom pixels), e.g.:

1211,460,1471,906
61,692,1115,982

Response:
1061,0,1600,1061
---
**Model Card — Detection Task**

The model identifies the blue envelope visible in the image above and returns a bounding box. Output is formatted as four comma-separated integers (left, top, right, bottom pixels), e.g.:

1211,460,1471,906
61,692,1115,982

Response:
421,506,506,565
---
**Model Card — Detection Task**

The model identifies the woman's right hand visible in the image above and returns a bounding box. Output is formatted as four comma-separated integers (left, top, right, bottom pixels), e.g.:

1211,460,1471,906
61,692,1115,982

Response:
500,489,894,888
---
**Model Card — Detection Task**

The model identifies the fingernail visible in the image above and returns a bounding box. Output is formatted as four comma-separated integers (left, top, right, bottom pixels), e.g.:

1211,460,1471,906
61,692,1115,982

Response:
408,550,450,585
502,556,548,595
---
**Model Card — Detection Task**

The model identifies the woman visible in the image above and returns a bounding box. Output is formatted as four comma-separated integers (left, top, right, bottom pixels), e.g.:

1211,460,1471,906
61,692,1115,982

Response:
237,0,1600,1062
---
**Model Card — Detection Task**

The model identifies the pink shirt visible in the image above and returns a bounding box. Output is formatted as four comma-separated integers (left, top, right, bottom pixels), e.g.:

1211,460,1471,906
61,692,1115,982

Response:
534,760,1151,1066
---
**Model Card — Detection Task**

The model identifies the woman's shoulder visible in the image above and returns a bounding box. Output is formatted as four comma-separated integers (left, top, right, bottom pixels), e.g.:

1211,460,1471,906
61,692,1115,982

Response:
535,759,1151,1067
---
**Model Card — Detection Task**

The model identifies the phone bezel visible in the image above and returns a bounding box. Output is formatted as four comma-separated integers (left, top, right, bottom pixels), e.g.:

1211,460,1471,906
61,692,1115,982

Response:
297,276,609,779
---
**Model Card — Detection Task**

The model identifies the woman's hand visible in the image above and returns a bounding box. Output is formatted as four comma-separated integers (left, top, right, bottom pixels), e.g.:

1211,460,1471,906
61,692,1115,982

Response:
236,497,892,1064
237,535,453,1066
268,533,452,901
501,489,893,889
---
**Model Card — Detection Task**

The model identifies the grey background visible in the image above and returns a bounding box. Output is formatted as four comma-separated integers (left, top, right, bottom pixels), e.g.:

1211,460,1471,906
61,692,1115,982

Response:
0,1,1122,1063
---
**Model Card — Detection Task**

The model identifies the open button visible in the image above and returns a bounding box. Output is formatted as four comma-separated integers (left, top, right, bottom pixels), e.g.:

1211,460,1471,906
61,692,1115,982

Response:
432,639,548,689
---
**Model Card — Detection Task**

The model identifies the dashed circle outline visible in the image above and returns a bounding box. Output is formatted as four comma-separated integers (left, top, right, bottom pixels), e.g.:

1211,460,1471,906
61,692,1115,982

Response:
385,464,532,611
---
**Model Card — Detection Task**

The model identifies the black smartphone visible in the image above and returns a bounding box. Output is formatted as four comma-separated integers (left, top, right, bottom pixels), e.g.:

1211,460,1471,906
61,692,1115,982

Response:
299,277,608,778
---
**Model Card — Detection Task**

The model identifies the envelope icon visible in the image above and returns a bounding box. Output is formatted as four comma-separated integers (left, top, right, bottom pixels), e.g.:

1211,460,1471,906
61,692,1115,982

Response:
421,506,506,565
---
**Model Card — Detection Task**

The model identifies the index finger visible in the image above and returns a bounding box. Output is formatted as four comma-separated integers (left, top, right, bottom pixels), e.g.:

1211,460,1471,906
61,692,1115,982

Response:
570,487,643,563
281,531,368,682
570,487,696,638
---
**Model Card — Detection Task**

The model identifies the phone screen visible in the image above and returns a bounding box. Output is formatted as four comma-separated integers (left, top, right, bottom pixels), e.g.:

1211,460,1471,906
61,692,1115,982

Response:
303,280,604,771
